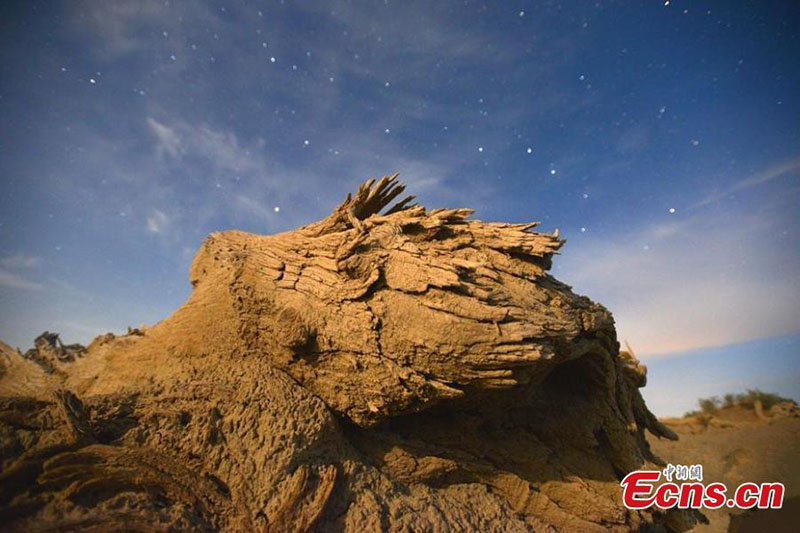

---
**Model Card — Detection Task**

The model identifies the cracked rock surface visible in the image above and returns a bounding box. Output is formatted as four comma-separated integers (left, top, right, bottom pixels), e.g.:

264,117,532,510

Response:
1,176,699,531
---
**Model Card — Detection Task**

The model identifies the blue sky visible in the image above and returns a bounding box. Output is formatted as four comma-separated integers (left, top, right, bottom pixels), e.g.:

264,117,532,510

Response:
1,1,798,414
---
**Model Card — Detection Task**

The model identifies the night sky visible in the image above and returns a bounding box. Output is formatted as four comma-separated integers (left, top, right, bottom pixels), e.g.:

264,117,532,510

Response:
1,1,799,414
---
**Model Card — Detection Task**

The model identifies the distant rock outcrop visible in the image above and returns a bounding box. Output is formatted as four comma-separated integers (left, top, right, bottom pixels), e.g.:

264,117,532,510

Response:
0,176,699,531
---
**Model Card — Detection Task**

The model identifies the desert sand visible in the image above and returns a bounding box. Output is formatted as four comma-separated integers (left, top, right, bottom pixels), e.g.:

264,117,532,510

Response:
649,405,799,532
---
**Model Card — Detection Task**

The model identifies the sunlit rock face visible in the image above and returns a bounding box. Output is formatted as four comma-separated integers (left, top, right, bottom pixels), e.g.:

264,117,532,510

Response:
0,177,697,532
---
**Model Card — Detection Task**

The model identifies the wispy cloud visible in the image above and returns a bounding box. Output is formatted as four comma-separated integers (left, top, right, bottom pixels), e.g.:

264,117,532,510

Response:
147,118,182,159
1,254,39,269
66,0,209,60
145,209,169,234
234,194,276,222
0,268,44,291
559,185,800,357
140,113,472,225
692,156,800,209
0,254,43,291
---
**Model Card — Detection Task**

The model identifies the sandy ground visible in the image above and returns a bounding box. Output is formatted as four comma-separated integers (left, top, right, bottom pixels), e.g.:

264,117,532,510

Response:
648,407,800,532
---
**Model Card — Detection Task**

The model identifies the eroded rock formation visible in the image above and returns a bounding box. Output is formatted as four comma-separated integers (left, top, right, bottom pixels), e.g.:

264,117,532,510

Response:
1,176,699,531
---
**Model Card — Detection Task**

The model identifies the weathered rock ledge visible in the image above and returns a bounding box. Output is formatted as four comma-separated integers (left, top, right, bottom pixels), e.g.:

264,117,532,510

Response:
1,176,699,531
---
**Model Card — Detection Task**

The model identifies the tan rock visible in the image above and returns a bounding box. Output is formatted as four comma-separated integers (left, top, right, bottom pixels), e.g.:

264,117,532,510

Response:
0,176,699,531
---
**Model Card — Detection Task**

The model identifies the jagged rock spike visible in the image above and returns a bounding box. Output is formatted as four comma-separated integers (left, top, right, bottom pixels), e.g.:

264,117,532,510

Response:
384,195,417,215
